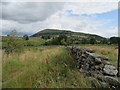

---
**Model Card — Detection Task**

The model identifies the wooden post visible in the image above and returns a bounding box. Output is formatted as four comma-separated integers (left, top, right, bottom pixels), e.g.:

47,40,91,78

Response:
118,40,120,77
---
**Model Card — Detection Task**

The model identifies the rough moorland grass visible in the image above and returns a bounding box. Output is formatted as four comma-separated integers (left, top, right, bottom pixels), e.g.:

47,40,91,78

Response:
2,46,92,88
78,45,118,66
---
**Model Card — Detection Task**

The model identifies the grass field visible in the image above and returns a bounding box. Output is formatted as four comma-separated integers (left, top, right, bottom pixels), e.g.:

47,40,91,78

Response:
78,45,118,66
2,36,46,49
2,44,118,88
2,46,92,88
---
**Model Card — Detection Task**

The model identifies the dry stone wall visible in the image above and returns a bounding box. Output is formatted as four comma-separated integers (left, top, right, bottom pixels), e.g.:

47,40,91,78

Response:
67,46,120,88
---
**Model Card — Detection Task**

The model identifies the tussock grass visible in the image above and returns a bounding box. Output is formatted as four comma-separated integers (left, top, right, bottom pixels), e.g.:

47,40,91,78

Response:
2,46,92,88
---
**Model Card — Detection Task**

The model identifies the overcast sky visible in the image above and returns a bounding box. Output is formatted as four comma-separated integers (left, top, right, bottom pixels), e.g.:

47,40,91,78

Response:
1,0,119,37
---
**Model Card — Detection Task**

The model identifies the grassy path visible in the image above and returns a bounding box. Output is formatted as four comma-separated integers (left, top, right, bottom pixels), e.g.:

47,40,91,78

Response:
2,46,92,88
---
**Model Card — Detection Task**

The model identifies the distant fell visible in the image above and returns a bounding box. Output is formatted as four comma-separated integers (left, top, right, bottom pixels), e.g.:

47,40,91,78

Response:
31,29,105,39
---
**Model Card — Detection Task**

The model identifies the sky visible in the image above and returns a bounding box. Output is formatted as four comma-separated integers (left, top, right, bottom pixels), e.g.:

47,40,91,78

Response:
0,0,119,38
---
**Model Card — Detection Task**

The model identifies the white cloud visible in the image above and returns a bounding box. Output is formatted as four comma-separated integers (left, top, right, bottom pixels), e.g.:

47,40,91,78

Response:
64,2,118,15
2,10,117,37
1,2,118,37
100,27,118,37
1,20,45,35
1,2,118,23
2,2,64,23
44,11,118,37
1,0,119,2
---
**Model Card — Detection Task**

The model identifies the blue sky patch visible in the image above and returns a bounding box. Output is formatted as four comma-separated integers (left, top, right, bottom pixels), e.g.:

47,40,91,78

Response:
66,9,118,28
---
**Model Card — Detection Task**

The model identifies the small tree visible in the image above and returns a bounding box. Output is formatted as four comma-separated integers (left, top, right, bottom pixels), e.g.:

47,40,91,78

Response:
66,37,72,45
10,29,17,36
23,35,29,40
61,39,67,46
89,38,96,45
4,30,23,54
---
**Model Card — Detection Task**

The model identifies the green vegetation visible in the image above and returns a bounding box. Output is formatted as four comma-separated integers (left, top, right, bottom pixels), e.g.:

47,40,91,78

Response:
2,45,118,88
1,29,119,88
41,35,51,40
78,45,118,66
31,29,120,45
3,36,23,54
32,29,104,39
2,29,119,52
2,36,46,49
23,35,29,40
44,35,72,46
2,46,92,88
110,37,120,44
89,38,96,44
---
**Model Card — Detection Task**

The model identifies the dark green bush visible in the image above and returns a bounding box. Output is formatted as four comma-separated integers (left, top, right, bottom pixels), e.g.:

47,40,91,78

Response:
23,35,29,40
89,38,96,44
110,37,120,44
44,35,72,46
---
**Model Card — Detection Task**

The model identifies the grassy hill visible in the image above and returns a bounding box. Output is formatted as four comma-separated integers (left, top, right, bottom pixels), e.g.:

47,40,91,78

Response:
31,29,105,39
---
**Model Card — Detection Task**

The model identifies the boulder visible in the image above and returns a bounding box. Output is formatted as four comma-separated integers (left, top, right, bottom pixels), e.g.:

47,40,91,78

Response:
77,47,94,53
103,65,118,76
86,52,108,60
67,46,72,49
95,65,104,70
102,60,111,65
95,58,102,64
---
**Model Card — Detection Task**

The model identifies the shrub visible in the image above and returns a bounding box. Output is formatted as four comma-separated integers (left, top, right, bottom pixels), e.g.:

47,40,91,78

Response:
23,35,29,40
89,38,96,44
110,37,120,44
4,36,23,54
44,35,72,46
41,35,51,40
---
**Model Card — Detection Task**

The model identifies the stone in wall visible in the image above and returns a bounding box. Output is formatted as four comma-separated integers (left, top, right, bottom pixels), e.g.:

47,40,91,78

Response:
103,65,118,76
67,46,120,88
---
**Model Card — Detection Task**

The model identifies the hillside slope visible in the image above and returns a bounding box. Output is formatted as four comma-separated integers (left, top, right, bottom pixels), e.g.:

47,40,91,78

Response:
31,29,105,39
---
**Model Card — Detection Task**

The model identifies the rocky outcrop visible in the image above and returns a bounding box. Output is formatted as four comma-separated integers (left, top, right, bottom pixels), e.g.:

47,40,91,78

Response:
67,46,120,88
